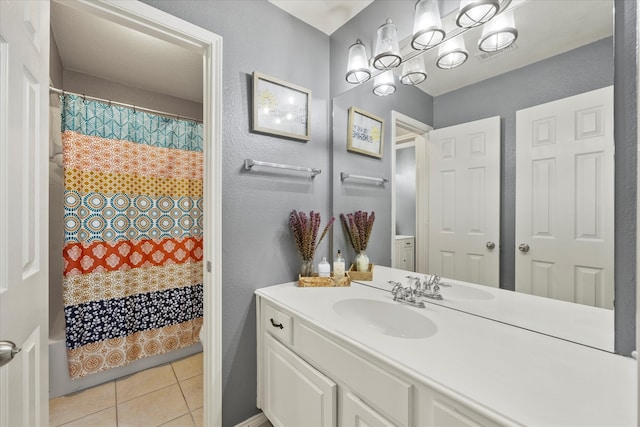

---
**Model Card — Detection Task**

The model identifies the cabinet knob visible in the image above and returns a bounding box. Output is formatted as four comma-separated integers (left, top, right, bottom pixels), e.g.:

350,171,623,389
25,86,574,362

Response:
485,241,495,250
518,243,530,253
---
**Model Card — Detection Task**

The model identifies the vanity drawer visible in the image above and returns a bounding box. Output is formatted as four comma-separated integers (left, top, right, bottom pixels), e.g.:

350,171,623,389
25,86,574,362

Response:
262,302,293,345
296,322,412,427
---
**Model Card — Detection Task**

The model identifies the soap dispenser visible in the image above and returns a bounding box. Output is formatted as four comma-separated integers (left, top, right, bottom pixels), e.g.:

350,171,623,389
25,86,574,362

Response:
318,257,330,277
333,250,345,278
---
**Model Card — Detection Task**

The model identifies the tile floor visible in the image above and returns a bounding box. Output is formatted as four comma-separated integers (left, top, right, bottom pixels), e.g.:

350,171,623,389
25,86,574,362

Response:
50,352,204,427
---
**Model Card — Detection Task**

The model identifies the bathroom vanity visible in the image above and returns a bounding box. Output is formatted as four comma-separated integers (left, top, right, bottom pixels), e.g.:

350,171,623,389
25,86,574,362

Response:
256,279,636,426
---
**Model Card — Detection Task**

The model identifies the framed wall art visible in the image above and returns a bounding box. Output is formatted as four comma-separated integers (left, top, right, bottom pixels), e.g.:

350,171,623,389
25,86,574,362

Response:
252,72,311,141
347,106,384,158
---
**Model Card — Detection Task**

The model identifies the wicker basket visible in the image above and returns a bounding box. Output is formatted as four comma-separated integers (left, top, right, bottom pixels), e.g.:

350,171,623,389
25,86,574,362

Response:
348,264,374,281
297,272,351,287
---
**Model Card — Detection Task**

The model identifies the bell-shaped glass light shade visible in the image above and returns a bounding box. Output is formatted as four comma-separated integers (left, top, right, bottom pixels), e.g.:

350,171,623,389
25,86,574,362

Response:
346,39,371,84
478,12,517,52
436,38,468,69
456,0,500,28
373,18,402,70
400,57,427,85
411,0,445,50
373,70,396,96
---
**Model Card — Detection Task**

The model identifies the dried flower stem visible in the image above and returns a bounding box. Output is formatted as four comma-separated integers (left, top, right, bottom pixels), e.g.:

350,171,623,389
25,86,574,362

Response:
340,210,375,253
289,210,335,260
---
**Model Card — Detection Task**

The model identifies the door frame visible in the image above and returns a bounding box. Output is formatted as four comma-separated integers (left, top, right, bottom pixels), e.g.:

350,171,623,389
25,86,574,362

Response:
390,111,431,273
52,1,223,424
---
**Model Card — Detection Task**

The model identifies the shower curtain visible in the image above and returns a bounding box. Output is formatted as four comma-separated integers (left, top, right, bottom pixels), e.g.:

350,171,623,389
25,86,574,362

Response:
60,94,204,379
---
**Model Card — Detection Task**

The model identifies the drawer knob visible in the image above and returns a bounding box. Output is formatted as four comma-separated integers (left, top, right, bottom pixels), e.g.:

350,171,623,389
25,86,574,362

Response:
270,318,284,329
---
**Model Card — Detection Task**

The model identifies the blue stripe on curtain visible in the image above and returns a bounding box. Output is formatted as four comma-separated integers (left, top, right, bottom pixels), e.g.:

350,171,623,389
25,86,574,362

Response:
61,94,203,152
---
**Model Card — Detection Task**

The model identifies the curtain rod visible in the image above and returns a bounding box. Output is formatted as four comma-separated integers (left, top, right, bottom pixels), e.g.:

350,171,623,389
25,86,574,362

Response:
49,86,203,124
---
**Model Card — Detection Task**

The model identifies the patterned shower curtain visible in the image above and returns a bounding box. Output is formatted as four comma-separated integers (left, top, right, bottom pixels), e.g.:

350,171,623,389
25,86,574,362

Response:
61,94,204,379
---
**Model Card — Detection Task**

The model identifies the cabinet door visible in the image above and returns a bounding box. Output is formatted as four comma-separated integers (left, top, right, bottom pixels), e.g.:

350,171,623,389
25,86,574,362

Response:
402,245,415,272
342,392,397,427
263,333,336,427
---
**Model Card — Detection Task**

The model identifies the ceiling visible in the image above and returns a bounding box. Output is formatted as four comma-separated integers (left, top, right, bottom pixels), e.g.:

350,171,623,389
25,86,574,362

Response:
51,0,613,103
268,0,374,35
51,1,203,103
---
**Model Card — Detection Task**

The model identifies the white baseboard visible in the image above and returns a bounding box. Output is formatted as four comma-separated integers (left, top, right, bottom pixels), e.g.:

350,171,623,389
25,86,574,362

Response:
234,412,269,427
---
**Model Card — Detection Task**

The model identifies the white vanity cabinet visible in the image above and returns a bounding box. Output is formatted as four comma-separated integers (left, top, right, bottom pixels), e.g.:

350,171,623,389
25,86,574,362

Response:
257,297,501,427
394,236,415,272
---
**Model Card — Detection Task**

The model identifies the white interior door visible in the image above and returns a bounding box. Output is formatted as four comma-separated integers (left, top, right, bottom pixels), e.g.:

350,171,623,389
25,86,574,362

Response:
515,86,614,309
428,116,501,287
0,1,50,426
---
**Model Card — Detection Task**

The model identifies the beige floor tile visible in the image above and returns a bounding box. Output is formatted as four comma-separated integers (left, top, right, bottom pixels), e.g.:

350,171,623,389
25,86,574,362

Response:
179,374,203,411
191,407,203,427
160,413,195,427
116,363,177,403
49,381,116,426
117,383,189,427
171,352,203,381
59,406,117,427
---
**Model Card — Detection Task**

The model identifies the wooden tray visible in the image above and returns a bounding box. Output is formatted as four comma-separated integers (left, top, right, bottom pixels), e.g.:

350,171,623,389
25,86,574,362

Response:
298,272,351,287
348,264,374,281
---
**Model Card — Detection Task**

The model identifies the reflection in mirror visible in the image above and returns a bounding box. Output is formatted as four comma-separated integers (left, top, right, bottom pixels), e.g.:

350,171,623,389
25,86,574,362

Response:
331,0,619,352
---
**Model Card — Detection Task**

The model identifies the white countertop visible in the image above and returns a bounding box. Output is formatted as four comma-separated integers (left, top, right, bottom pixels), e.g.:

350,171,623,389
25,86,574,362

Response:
355,265,614,351
256,281,636,427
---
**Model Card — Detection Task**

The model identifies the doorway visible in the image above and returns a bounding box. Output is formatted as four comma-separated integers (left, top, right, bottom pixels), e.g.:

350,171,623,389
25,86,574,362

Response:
0,1,222,425
390,111,431,274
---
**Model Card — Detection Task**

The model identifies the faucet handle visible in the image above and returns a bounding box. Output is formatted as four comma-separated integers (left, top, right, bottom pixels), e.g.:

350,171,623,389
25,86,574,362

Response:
389,281,403,297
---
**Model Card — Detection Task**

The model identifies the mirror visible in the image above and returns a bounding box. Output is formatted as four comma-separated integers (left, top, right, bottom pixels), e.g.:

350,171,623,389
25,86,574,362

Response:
331,0,620,351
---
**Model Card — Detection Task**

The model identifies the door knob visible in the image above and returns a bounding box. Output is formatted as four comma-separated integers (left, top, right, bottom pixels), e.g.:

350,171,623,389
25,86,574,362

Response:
518,243,530,253
0,340,21,368
486,241,496,250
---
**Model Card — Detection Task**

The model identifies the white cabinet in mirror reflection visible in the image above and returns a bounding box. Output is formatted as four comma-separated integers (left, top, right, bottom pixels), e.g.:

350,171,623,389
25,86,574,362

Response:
394,236,415,272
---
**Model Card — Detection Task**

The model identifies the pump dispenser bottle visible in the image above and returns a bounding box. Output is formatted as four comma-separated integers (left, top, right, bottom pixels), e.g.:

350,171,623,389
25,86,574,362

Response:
334,250,345,278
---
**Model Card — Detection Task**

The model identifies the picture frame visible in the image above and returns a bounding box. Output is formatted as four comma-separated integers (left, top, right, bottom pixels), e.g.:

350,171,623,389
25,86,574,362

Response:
347,106,384,158
252,72,311,141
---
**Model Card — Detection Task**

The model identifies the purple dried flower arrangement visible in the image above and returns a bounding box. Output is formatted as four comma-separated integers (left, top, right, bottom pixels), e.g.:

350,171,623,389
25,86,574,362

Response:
340,210,375,253
289,210,335,276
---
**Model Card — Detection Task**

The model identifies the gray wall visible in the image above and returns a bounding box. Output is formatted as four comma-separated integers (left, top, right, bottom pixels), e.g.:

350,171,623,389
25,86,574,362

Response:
434,36,614,291
332,81,433,267
62,70,203,120
140,1,330,425
396,145,416,236
613,0,637,356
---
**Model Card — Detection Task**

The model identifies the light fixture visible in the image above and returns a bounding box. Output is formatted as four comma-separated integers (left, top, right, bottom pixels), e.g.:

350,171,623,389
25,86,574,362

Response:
456,0,500,28
400,57,427,85
373,70,396,96
346,39,371,84
436,38,468,69
373,18,402,70
411,0,445,50
478,12,517,52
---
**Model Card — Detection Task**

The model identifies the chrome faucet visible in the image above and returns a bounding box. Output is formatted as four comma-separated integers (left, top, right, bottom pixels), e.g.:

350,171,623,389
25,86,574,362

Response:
389,281,425,308
412,274,444,301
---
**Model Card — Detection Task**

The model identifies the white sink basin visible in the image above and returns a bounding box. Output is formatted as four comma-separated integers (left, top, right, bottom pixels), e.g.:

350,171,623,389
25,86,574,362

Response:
333,298,437,339
443,284,494,300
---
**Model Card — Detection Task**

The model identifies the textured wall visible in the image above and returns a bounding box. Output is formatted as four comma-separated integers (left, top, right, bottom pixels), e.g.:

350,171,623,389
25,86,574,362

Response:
613,0,637,356
62,70,203,120
140,1,330,425
434,37,614,291
332,82,433,267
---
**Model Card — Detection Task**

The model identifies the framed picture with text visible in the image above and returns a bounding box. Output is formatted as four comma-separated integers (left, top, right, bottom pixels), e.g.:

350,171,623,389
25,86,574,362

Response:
347,106,384,158
252,72,311,141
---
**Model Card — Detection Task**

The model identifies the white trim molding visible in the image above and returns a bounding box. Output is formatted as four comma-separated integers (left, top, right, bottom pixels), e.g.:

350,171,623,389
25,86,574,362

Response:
234,412,269,427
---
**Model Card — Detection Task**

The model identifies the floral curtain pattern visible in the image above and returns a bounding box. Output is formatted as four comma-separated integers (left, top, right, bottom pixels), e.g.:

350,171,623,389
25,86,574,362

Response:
61,94,203,378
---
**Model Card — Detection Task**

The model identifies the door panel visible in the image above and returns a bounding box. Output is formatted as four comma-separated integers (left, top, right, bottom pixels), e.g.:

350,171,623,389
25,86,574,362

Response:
428,116,501,287
515,86,614,308
0,1,50,426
